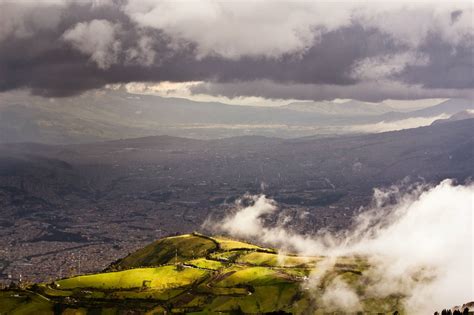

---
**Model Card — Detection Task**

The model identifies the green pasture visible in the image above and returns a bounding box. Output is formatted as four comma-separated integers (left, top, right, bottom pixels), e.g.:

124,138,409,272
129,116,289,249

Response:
56,265,208,290
186,258,226,270
111,234,217,269
0,290,54,315
0,233,405,314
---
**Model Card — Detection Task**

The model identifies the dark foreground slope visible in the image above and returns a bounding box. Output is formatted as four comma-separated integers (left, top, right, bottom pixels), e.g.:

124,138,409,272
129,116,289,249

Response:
0,233,402,314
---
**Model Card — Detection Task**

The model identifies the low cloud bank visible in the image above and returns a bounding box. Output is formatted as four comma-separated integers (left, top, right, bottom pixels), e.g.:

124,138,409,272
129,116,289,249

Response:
205,179,473,313
349,114,449,133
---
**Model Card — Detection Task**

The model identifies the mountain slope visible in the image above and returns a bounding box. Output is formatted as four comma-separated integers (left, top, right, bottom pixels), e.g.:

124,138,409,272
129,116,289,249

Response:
431,110,474,125
377,98,474,122
0,233,402,314
411,98,474,117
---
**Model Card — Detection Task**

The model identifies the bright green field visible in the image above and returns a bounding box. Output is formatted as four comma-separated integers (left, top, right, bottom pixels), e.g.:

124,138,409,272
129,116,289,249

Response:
0,290,54,314
0,233,405,314
236,251,321,267
108,233,217,270
211,236,271,251
56,265,208,290
185,258,226,270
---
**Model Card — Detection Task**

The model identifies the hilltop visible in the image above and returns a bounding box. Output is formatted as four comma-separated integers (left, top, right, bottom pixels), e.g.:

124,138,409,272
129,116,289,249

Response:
0,233,403,314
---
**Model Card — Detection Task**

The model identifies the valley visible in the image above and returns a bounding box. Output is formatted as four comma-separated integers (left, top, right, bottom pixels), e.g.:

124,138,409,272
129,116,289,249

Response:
0,119,472,284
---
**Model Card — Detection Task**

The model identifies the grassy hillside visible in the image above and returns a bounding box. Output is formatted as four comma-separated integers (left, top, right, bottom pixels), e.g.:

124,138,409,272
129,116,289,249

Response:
0,233,404,314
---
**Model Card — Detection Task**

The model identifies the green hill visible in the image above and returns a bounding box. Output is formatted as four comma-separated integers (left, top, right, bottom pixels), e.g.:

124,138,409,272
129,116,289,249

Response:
0,233,403,314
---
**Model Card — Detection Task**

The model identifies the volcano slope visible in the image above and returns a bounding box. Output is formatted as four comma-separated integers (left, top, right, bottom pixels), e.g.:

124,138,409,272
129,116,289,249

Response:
0,233,403,314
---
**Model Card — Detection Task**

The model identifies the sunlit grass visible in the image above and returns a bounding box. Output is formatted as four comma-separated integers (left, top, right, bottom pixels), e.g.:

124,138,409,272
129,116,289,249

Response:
186,258,226,270
212,236,263,250
236,251,321,267
111,234,217,269
0,233,404,314
56,265,208,290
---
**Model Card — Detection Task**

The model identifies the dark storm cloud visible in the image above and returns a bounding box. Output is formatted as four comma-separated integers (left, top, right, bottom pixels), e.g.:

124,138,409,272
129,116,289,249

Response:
450,10,463,23
200,25,400,85
0,0,472,100
0,1,188,96
399,35,474,90
0,14,397,96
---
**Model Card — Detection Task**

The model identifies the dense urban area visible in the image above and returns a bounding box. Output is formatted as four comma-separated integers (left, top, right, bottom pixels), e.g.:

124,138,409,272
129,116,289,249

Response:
0,119,472,284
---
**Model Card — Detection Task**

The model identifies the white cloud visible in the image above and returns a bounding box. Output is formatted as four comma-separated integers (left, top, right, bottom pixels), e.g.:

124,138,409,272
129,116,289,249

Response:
349,114,450,133
355,2,473,48
121,81,307,107
62,19,121,69
125,35,156,66
382,99,447,111
121,0,473,59
207,180,474,313
321,277,362,312
0,0,117,43
351,52,429,81
214,195,276,238
122,0,352,59
0,1,64,42
1,0,472,99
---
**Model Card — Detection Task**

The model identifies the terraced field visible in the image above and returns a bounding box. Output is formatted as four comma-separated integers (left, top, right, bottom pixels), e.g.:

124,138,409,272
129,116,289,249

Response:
0,233,404,314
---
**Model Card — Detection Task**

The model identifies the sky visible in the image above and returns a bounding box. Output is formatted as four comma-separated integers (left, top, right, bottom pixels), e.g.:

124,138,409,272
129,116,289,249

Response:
0,0,473,105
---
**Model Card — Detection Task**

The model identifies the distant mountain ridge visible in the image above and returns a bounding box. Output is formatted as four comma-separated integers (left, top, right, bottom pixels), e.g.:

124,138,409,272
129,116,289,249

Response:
377,98,474,122
0,90,472,143
431,110,474,125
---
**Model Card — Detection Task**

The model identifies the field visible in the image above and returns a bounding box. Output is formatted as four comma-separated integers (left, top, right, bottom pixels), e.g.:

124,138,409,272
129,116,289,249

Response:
0,233,404,314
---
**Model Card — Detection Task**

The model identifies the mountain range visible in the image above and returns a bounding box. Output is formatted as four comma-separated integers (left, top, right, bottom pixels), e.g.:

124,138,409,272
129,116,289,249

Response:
0,90,472,143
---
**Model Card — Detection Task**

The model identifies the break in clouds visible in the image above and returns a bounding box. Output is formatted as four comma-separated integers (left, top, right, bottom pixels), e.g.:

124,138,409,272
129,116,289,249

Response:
205,180,474,313
0,0,473,101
